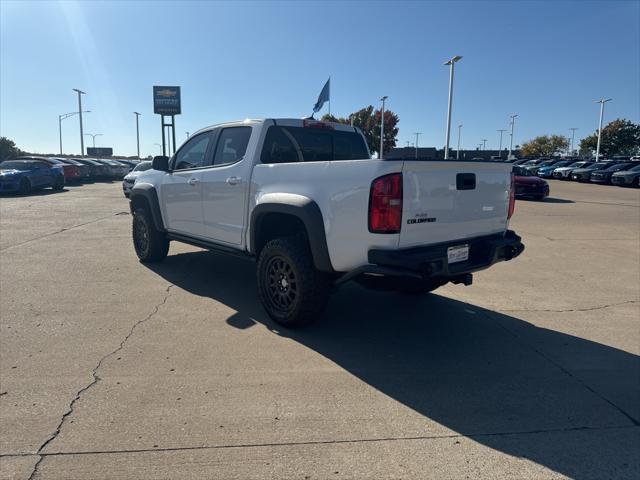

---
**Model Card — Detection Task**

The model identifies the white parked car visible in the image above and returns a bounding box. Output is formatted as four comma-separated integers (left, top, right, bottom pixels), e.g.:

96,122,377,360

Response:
129,118,524,327
122,161,152,197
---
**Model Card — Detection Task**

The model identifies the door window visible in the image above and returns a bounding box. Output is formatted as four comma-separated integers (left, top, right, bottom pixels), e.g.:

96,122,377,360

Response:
212,127,252,165
172,132,212,170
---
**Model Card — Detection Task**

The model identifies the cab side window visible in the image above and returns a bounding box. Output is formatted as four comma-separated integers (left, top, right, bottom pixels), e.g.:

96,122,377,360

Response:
173,132,212,170
212,127,252,166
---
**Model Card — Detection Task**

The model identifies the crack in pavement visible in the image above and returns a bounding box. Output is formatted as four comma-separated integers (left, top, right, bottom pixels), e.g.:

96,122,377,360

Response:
2,424,636,459
479,309,640,427
25,284,175,480
502,299,639,314
0,212,129,252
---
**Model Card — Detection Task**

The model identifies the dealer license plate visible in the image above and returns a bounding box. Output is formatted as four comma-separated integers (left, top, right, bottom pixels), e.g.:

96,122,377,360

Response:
447,244,469,264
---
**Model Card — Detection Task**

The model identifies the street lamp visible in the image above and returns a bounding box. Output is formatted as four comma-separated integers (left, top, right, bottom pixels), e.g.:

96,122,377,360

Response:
59,110,90,155
414,132,422,159
595,98,612,162
134,112,141,159
443,55,462,160
569,128,578,157
154,143,162,154
84,133,103,148
481,139,487,151
508,114,518,159
497,129,507,159
379,96,388,159
72,89,86,155
456,124,462,160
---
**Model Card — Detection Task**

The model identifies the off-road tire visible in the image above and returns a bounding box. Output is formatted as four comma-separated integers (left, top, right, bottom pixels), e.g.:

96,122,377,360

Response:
257,235,330,328
132,207,169,262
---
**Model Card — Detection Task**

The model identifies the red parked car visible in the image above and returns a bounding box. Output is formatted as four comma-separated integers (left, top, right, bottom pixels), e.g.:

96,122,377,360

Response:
512,165,549,200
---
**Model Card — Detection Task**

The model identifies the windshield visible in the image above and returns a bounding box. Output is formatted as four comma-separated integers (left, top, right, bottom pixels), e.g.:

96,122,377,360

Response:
606,163,632,171
133,162,152,172
1,161,32,170
512,166,532,176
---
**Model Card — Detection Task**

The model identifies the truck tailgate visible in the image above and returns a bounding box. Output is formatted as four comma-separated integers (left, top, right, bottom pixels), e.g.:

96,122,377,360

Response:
400,161,511,248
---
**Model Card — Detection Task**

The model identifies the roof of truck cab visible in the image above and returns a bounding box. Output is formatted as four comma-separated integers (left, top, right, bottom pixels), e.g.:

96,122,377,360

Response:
191,118,362,137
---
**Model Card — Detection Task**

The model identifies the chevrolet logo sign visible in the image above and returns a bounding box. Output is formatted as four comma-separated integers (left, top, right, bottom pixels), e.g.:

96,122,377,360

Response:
156,89,177,98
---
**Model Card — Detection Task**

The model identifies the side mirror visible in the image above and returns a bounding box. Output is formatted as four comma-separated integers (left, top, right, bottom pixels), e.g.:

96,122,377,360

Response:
152,155,170,172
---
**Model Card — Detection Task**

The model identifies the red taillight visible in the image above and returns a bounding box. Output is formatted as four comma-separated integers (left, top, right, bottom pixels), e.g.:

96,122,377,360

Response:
508,172,516,219
369,173,403,233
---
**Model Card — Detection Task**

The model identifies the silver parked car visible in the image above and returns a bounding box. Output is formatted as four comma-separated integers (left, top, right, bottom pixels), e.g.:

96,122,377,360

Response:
122,161,152,197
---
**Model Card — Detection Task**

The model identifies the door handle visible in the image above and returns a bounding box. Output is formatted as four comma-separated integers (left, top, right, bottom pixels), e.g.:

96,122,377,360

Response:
188,178,199,186
226,176,241,185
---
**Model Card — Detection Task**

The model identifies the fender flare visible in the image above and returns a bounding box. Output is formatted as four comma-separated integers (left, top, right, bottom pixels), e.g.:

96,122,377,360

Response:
250,199,334,272
129,184,165,232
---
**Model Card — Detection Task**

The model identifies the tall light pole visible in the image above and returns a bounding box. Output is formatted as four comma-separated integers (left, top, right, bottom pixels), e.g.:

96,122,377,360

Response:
134,112,141,159
443,55,462,160
481,139,488,151
186,131,190,139
497,129,507,159
508,114,518,159
414,132,422,159
59,110,90,155
456,124,462,160
154,143,162,154
84,133,103,148
72,89,86,155
595,98,612,162
379,96,388,159
568,128,578,157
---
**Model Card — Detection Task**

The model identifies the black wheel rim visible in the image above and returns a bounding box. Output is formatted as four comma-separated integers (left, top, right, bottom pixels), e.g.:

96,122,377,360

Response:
264,255,297,314
133,216,149,255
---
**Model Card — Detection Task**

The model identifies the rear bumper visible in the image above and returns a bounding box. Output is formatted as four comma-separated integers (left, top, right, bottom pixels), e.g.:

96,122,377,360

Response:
363,230,524,281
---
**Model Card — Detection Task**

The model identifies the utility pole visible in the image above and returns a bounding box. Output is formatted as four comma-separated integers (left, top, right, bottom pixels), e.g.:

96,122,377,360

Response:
72,89,86,155
379,96,388,159
481,139,487,150
414,132,422,159
134,112,141,159
456,124,462,160
497,129,507,159
595,98,611,162
443,55,462,160
84,133,103,148
508,114,518,159
569,128,578,157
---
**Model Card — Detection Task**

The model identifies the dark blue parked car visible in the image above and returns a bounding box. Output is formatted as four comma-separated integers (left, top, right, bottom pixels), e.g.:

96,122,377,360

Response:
0,160,65,194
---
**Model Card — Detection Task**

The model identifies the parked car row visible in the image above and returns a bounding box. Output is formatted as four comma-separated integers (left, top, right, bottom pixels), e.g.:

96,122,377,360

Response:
510,157,640,187
0,156,141,195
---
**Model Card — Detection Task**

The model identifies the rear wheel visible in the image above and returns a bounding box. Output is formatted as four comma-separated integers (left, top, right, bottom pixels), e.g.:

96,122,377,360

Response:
52,176,64,190
257,235,330,328
132,207,169,262
18,178,31,195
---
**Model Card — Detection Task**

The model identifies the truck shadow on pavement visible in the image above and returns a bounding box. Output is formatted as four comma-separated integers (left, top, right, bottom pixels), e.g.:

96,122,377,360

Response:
146,249,639,479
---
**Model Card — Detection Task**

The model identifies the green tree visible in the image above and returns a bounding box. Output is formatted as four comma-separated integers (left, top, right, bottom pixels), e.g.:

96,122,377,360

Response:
323,106,399,156
520,135,569,157
0,137,21,161
579,119,640,158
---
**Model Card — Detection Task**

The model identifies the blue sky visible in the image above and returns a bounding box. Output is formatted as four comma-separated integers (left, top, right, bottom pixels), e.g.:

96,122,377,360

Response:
1,0,638,157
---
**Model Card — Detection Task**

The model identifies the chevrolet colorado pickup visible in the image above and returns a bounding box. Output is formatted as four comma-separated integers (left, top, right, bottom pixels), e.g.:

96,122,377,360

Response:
129,118,524,327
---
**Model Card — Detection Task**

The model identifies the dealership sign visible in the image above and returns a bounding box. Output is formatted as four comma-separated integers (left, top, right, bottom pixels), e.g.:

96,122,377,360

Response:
153,86,181,115
87,147,113,156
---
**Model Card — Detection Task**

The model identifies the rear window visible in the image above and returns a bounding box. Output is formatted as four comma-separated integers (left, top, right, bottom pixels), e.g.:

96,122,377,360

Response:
261,126,369,164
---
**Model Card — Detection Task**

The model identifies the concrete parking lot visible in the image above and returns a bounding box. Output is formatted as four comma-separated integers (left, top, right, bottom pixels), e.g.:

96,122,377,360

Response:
1,180,639,479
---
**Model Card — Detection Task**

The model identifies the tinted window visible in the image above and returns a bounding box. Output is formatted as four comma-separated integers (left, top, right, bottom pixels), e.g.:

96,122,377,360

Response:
173,132,212,170
260,126,369,164
133,162,152,172
1,161,29,169
212,127,251,165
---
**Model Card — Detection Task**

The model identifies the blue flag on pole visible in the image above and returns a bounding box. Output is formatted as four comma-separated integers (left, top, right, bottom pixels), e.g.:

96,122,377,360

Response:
313,77,330,114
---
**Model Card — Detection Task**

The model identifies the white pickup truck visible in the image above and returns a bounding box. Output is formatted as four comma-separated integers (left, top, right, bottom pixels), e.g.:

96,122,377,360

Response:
129,118,524,327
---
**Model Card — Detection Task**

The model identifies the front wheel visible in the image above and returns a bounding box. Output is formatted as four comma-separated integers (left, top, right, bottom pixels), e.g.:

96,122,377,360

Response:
52,176,64,191
257,235,330,328
132,208,169,262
